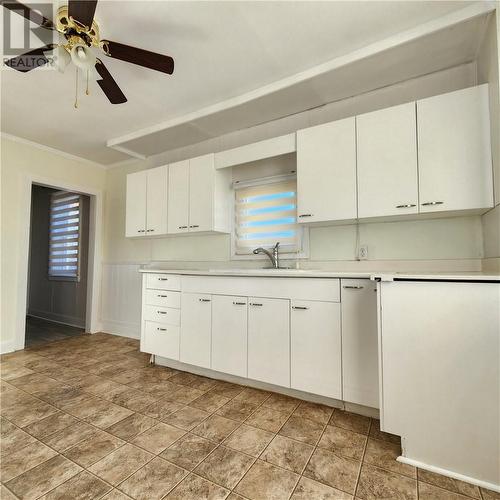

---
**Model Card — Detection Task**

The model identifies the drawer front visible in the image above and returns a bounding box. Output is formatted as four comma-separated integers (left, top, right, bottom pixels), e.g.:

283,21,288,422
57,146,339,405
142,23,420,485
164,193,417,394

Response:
145,289,181,309
144,305,180,326
142,321,179,360
145,274,181,291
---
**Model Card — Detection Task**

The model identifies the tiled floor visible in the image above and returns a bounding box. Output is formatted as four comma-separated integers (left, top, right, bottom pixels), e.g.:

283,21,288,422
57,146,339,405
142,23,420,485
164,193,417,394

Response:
1,333,497,500
25,317,84,348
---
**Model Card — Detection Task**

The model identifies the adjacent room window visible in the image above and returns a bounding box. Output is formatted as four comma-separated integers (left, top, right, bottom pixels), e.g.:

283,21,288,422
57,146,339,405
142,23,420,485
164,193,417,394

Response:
48,191,82,281
234,178,301,255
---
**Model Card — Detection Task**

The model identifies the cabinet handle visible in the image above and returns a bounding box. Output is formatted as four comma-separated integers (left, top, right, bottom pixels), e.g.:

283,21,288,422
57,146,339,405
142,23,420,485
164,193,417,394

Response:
249,302,263,306
189,225,200,228
298,214,312,218
178,226,188,229
157,327,167,331
292,306,309,310
233,301,246,305
421,201,444,206
396,204,416,208
343,285,364,289
157,294,167,298
158,278,168,281
157,310,167,314
146,229,155,232
199,298,211,302
137,229,146,233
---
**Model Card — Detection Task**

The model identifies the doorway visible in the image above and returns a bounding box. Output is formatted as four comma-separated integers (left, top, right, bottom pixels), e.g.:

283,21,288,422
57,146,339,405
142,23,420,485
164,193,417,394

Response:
26,185,90,347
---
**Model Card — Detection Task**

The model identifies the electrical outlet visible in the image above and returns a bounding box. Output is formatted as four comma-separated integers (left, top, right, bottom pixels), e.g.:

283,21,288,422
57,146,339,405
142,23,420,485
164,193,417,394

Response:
358,245,369,260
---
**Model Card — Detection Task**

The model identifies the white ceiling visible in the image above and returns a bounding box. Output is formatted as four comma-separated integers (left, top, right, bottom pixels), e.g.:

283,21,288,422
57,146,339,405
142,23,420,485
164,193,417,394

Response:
0,1,488,165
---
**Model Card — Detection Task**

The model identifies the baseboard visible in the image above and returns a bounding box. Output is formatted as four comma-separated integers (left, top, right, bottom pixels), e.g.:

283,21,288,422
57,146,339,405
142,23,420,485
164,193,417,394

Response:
28,311,85,329
101,320,140,339
397,456,500,493
0,339,16,354
482,257,500,272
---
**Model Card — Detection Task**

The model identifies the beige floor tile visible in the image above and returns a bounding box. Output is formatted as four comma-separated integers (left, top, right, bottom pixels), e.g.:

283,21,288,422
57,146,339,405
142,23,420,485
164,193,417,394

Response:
166,473,230,500
142,398,184,420
262,393,301,414
167,386,206,404
261,434,313,473
106,413,157,440
22,411,78,439
356,463,417,500
131,422,186,454
101,489,133,500
0,485,18,500
169,372,201,386
418,469,481,498
195,446,254,489
318,425,367,461
209,381,245,399
64,430,125,467
1,393,58,427
279,415,324,445
304,448,360,495
22,357,61,372
1,417,38,456
330,410,371,435
234,460,299,500
233,388,270,405
291,476,353,499
191,392,230,413
163,405,210,431
0,361,35,380
109,388,158,412
0,380,16,394
369,419,401,445
480,488,500,500
418,481,473,500
5,454,82,500
118,456,187,500
216,399,258,422
188,375,218,392
42,421,100,452
39,365,87,382
363,438,416,478
223,424,274,457
8,373,61,393
89,443,154,486
193,414,241,443
34,384,95,409
246,406,289,433
1,439,58,482
66,397,134,429
293,401,334,424
39,470,112,500
161,433,218,470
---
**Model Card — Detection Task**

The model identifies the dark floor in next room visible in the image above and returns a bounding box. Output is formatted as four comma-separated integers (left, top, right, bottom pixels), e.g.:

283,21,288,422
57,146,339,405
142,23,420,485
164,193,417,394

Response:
25,316,85,348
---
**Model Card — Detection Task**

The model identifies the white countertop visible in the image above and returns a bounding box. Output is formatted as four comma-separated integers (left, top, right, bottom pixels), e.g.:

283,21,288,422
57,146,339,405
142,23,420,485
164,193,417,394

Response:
139,268,500,281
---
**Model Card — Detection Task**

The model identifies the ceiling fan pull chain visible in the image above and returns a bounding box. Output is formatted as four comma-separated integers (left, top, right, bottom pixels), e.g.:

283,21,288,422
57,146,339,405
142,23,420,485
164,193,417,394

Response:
74,67,79,109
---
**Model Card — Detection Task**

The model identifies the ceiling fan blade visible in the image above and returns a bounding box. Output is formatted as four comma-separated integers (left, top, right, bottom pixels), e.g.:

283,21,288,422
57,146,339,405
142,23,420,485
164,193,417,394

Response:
95,59,127,104
5,44,55,72
68,0,97,30
1,0,54,29
101,40,174,75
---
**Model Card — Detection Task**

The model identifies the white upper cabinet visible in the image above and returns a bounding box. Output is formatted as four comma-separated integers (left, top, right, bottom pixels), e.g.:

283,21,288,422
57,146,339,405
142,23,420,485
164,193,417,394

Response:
167,160,190,234
296,117,357,223
357,103,419,218
189,154,216,232
126,166,167,237
417,84,493,213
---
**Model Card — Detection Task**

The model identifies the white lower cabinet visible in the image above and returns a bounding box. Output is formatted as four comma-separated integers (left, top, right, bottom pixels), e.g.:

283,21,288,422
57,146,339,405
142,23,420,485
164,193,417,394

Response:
341,279,379,408
290,300,342,399
248,297,290,387
143,321,180,360
211,295,247,378
180,293,212,368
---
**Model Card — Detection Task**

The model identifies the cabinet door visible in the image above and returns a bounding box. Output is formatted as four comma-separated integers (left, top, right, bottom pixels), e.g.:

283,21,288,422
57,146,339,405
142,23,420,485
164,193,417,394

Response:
125,170,147,237
180,293,211,368
290,300,341,399
341,279,379,408
297,117,357,223
167,160,190,234
142,321,179,360
211,295,247,378
146,166,168,236
357,103,418,218
417,85,493,213
189,154,214,232
248,297,289,387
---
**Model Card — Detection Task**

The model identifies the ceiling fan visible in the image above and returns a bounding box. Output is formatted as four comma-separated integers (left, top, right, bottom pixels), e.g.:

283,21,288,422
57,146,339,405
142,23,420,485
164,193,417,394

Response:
2,0,175,105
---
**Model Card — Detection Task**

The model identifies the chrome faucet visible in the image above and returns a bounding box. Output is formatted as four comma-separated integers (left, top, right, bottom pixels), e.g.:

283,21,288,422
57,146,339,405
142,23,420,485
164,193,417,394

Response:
253,242,280,269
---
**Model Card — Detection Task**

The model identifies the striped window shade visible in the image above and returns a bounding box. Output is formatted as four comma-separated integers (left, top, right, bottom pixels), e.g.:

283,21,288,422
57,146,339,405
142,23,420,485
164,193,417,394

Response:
48,191,81,280
235,179,299,254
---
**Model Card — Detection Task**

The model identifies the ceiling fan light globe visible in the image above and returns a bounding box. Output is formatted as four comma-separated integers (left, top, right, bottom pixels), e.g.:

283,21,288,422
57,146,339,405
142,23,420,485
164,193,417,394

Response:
70,44,96,71
55,46,71,73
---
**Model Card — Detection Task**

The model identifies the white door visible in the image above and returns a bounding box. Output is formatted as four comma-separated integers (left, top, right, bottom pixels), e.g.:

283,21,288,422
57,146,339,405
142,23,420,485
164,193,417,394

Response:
125,170,147,237
146,165,168,236
180,293,212,368
296,117,357,223
341,279,378,408
417,84,493,213
211,295,247,378
248,297,289,387
189,154,214,232
290,300,341,399
167,160,190,234
357,103,418,218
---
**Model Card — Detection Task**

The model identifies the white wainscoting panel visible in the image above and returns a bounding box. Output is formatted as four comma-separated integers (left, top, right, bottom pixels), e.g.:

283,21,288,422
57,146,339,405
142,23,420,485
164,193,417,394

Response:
101,263,142,338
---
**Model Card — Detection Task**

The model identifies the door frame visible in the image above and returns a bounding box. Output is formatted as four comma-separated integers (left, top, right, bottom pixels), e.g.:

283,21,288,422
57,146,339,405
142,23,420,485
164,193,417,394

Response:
15,173,103,350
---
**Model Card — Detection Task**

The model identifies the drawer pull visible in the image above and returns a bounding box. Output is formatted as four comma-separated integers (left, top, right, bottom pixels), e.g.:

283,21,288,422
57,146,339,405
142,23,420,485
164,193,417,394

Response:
157,310,167,315
146,229,155,232
292,306,309,310
233,301,246,305
137,229,146,233
298,214,312,218
158,278,168,281
157,294,168,298
249,303,263,307
343,285,364,289
178,225,188,229
199,298,211,302
396,204,416,208
421,201,444,206
157,327,167,332
189,225,200,228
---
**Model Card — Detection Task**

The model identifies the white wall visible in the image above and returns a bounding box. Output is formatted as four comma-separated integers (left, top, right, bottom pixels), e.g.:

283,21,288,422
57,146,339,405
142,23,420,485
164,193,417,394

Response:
0,137,106,351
